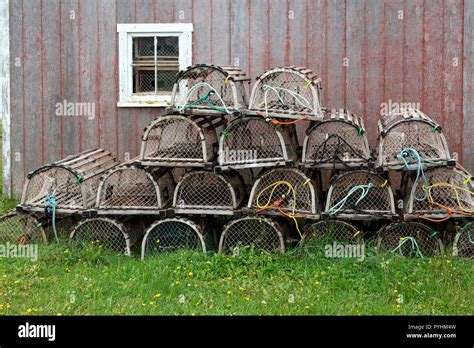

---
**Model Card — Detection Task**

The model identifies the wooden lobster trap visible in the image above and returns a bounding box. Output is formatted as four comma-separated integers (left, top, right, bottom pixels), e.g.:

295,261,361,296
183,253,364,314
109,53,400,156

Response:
246,168,318,218
70,217,145,256
302,109,371,169
376,222,444,257
95,163,175,215
0,210,47,245
303,220,362,245
19,149,118,214
141,218,208,258
403,165,473,221
172,170,246,215
138,114,225,168
376,108,451,170
219,216,286,253
169,64,251,116
325,170,397,220
216,116,298,171
248,66,323,121
453,222,474,258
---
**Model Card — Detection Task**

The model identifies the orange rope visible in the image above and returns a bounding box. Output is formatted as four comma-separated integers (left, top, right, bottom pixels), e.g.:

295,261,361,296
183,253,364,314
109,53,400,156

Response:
256,112,307,125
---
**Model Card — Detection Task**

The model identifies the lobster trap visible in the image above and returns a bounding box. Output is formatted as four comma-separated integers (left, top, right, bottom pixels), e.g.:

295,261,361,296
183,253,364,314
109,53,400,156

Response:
375,222,444,257
453,222,474,258
404,165,474,221
139,114,225,168
216,116,298,170
170,64,251,116
325,170,397,220
95,165,175,215
141,218,208,258
302,109,371,169
219,216,286,253
70,217,144,256
376,108,451,170
248,66,323,121
173,170,246,215
20,149,118,214
0,210,47,244
302,220,362,246
247,168,318,217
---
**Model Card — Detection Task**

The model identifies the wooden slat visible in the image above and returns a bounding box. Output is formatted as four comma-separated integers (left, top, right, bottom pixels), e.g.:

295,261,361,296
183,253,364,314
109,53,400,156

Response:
230,0,249,72
211,0,231,65
463,0,474,173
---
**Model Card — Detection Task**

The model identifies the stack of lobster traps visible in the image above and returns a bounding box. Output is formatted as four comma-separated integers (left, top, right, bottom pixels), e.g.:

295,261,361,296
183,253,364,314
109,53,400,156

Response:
2,64,472,259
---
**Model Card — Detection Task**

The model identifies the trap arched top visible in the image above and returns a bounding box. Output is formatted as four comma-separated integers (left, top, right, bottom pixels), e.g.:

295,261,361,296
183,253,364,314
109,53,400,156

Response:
141,218,207,258
20,148,118,213
218,216,286,253
217,116,295,170
302,109,371,169
404,165,474,220
0,210,47,244
247,168,318,216
172,170,246,215
139,114,225,168
376,108,451,170
96,166,175,214
375,222,444,257
170,64,251,116
248,66,323,121
325,170,396,219
302,220,362,248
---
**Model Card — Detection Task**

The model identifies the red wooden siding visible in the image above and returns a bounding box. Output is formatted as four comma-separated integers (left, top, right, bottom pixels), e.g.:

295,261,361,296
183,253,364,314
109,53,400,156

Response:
7,0,474,197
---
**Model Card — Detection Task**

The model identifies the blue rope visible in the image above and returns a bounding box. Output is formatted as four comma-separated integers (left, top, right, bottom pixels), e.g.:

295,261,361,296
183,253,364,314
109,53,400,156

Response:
399,148,429,202
327,183,374,216
46,194,60,244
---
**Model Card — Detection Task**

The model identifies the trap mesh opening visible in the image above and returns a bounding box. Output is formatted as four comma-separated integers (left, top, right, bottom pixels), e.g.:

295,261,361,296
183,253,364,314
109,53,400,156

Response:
248,66,323,120
139,114,222,166
219,217,285,253
405,166,474,218
453,222,474,258
173,171,245,214
248,168,317,215
70,217,142,256
302,220,362,246
325,170,396,217
21,149,118,211
376,109,450,169
218,117,296,169
376,222,443,257
141,218,207,258
97,166,175,210
303,110,371,168
170,64,250,114
0,210,47,244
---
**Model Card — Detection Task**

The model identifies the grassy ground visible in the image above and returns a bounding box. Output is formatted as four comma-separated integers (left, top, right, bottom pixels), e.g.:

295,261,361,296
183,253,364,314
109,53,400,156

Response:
0,157,472,315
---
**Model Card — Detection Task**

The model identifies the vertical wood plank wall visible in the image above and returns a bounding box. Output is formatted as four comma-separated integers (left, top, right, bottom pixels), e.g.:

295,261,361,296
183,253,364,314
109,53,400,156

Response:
7,0,474,197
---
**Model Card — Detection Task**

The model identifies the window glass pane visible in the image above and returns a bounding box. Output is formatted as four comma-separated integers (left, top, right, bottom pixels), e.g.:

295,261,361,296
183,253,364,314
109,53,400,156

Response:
132,36,179,95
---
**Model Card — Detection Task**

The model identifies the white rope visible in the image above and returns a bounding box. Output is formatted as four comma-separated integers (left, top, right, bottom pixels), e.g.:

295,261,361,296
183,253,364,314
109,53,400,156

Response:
262,84,311,117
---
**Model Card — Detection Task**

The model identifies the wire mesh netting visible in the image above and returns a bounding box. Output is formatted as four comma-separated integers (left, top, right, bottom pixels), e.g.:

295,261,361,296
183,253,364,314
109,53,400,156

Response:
376,222,443,257
377,109,450,169
248,66,323,120
248,168,317,215
21,149,118,211
140,115,221,165
173,171,246,214
406,166,474,218
97,167,175,210
218,117,294,168
0,210,47,244
171,64,250,114
303,220,362,245
141,218,207,258
303,110,371,168
453,222,474,258
325,170,396,216
219,217,285,253
70,218,142,256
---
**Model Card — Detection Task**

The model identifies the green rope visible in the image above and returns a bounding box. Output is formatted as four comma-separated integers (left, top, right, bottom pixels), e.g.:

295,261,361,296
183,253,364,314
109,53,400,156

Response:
357,127,364,136
431,125,441,133
392,236,424,258
221,130,233,137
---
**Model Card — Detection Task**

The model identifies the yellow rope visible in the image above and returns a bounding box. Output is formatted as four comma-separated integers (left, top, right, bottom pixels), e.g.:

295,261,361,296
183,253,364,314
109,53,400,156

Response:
427,183,474,214
255,180,303,238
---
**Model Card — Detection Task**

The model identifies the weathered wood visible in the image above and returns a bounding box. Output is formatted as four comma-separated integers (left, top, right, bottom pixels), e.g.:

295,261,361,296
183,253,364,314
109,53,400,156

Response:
463,0,474,172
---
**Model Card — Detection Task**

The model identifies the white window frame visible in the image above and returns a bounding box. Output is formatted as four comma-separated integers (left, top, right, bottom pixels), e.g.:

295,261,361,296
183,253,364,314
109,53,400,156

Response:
117,23,193,107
